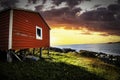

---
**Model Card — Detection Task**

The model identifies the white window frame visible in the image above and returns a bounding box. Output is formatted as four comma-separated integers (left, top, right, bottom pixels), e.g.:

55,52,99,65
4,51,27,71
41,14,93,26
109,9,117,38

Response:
36,26,42,40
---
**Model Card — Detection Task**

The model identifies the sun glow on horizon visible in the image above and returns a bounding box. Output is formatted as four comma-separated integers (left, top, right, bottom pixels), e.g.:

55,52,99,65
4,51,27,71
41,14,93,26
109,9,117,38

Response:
50,28,120,46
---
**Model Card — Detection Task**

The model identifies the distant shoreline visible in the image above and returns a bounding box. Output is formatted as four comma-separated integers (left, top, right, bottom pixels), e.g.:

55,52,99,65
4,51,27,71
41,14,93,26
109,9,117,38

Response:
107,41,120,44
52,43,120,56
52,41,120,46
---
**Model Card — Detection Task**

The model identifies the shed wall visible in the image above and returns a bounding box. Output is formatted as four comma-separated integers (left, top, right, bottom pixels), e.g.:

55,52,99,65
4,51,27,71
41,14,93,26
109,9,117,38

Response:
12,10,50,50
0,10,10,50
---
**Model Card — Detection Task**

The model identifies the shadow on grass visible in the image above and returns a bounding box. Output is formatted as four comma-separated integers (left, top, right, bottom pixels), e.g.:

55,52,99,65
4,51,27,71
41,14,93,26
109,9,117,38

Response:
0,60,106,80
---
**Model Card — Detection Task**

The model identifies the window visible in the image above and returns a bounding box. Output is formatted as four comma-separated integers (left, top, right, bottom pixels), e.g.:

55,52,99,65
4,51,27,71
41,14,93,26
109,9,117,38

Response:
36,26,42,40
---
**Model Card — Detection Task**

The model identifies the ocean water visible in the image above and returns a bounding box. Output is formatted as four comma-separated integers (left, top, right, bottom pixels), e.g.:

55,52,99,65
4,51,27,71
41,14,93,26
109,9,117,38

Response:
53,43,120,56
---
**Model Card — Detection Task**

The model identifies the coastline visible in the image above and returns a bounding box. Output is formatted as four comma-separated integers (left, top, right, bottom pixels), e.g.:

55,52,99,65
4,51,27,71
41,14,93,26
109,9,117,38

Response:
50,47,120,67
53,43,120,56
79,50,120,66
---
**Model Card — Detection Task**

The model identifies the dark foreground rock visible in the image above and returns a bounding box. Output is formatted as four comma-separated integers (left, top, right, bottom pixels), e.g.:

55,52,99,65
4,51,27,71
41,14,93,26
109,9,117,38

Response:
79,50,120,67
50,47,76,53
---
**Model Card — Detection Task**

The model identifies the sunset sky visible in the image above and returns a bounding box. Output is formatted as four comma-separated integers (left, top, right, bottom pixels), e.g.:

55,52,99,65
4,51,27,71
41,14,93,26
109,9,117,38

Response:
0,0,120,45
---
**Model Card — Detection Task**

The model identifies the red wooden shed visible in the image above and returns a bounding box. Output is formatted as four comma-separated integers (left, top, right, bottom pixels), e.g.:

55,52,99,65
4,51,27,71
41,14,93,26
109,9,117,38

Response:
0,8,50,62
0,8,50,50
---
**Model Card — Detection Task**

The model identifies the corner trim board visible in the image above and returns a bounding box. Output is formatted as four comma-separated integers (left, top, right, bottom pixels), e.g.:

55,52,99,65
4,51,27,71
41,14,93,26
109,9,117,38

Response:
8,10,13,49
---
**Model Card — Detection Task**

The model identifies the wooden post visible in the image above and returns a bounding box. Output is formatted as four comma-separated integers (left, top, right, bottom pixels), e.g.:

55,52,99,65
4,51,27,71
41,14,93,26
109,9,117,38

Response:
7,49,22,62
47,47,50,57
33,48,35,55
39,48,42,59
7,50,12,62
21,49,27,60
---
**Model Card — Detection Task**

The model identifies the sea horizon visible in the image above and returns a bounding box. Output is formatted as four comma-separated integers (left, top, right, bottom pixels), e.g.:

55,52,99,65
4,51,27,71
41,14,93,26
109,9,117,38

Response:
52,43,120,56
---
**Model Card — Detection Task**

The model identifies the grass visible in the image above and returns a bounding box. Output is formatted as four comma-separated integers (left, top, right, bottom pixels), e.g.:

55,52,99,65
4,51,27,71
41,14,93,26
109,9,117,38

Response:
0,51,120,80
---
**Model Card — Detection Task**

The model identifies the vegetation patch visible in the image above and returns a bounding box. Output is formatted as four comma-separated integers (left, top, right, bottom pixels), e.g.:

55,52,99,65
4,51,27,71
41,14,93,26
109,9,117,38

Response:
0,51,120,80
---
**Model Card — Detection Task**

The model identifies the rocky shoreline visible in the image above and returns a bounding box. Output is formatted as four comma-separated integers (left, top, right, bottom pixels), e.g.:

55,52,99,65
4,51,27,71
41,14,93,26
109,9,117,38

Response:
79,50,120,67
50,47,120,67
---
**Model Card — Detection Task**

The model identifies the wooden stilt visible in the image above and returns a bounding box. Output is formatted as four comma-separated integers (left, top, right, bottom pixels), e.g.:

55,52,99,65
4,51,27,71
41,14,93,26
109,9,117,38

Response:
33,48,35,55
19,49,27,61
47,47,50,57
7,49,23,62
39,48,42,58
7,50,12,62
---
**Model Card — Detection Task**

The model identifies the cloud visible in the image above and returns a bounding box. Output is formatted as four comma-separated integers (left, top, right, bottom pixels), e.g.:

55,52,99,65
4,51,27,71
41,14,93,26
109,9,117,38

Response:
80,21,120,36
35,5,43,11
34,0,87,11
52,0,91,8
0,0,19,9
92,4,102,8
118,0,120,4
27,0,46,4
41,7,82,28
107,4,120,21
78,5,120,36
108,4,120,12
80,7,115,21
0,0,119,36
41,3,120,36
28,0,37,4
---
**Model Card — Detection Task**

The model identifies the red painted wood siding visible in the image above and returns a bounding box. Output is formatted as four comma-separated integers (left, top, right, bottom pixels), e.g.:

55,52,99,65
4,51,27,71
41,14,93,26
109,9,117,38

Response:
0,10,10,50
12,9,50,50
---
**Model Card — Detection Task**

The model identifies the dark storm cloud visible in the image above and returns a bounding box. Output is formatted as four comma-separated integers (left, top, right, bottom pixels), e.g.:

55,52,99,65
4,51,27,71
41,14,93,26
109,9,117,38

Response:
41,3,120,36
92,4,102,8
42,0,47,4
108,4,120,12
78,6,120,36
80,21,120,36
0,0,19,9
118,0,120,4
35,0,88,11
35,5,43,11
52,0,90,8
52,0,81,8
34,0,120,36
27,0,47,10
0,0,119,36
80,7,115,21
108,4,120,21
28,0,37,4
41,7,82,26
27,0,47,4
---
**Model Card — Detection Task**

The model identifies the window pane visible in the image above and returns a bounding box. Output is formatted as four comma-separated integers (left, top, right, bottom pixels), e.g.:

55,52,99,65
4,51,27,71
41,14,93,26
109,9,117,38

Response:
37,28,41,37
36,26,42,40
